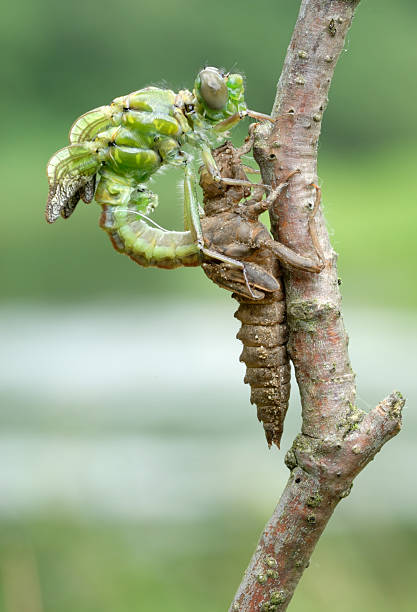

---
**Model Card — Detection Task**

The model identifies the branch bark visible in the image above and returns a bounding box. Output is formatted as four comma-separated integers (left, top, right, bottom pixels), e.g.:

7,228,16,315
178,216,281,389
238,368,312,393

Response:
229,1,405,610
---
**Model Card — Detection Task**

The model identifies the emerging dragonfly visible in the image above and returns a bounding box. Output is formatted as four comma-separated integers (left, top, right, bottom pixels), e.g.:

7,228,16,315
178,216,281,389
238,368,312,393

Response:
46,67,273,275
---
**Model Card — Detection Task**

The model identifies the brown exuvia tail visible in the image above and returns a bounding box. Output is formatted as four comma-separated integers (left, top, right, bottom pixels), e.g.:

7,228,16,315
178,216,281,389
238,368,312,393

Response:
234,280,290,448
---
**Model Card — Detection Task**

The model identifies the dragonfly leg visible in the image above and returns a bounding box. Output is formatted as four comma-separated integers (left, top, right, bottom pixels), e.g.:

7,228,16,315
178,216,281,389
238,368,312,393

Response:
243,171,300,218
183,163,260,298
213,111,246,133
213,109,274,134
184,162,237,263
200,143,270,192
246,109,275,122
183,162,204,243
235,122,258,158
258,180,325,272
251,176,324,272
261,238,324,273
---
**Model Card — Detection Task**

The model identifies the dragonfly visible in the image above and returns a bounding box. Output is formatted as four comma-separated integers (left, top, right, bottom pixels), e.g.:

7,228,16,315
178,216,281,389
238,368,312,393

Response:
45,66,274,276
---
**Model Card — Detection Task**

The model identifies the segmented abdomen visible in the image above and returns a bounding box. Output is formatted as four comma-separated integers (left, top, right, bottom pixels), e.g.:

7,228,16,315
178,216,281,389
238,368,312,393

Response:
100,204,200,269
234,275,290,448
96,171,200,269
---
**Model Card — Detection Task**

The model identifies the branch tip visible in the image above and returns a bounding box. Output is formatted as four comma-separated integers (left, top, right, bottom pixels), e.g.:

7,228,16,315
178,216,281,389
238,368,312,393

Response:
379,390,405,422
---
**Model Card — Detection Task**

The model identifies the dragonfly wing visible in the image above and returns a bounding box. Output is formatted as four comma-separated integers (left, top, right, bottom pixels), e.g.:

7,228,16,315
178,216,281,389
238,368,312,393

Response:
46,145,100,223
60,185,84,219
69,106,113,144
80,175,96,204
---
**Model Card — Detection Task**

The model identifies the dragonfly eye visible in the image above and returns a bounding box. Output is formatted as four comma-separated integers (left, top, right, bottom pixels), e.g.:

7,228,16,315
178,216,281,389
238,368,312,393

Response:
199,67,228,110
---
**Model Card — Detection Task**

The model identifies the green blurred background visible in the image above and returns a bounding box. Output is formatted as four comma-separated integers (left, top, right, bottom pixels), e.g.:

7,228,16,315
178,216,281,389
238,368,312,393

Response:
1,1,416,610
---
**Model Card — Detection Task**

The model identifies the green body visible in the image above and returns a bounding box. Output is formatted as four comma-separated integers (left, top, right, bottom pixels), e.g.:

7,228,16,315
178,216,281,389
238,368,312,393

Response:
97,168,199,269
45,69,248,269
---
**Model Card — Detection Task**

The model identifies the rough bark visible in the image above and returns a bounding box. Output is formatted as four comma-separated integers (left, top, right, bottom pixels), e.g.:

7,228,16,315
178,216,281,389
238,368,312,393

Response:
229,1,405,610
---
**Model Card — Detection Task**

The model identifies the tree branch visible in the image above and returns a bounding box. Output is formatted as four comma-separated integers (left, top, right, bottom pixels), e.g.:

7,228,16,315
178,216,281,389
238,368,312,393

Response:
229,1,405,610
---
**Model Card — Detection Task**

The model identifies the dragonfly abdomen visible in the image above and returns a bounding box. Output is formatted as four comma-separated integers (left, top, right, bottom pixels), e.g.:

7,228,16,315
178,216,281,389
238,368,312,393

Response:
97,171,200,269
234,277,291,449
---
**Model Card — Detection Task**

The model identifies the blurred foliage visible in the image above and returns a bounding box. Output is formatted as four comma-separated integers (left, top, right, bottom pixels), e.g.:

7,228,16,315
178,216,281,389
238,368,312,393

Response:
0,517,416,612
1,0,416,307
2,1,416,150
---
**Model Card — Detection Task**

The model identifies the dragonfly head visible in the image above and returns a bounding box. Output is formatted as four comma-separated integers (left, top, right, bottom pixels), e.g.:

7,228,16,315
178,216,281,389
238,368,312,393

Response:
194,67,246,124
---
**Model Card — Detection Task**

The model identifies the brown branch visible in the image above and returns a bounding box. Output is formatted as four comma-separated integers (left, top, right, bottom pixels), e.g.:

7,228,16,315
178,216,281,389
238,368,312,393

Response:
229,1,405,610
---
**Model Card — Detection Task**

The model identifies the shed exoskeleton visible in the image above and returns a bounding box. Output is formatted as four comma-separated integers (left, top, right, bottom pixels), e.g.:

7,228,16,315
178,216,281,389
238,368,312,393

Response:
45,67,273,272
199,142,324,447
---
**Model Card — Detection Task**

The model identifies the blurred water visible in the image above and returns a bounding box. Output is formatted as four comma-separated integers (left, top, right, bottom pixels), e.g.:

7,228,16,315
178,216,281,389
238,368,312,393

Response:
0,301,415,525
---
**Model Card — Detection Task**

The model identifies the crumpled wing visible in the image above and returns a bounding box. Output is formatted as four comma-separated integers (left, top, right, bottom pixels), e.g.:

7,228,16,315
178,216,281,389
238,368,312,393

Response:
46,144,100,223
80,174,96,204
